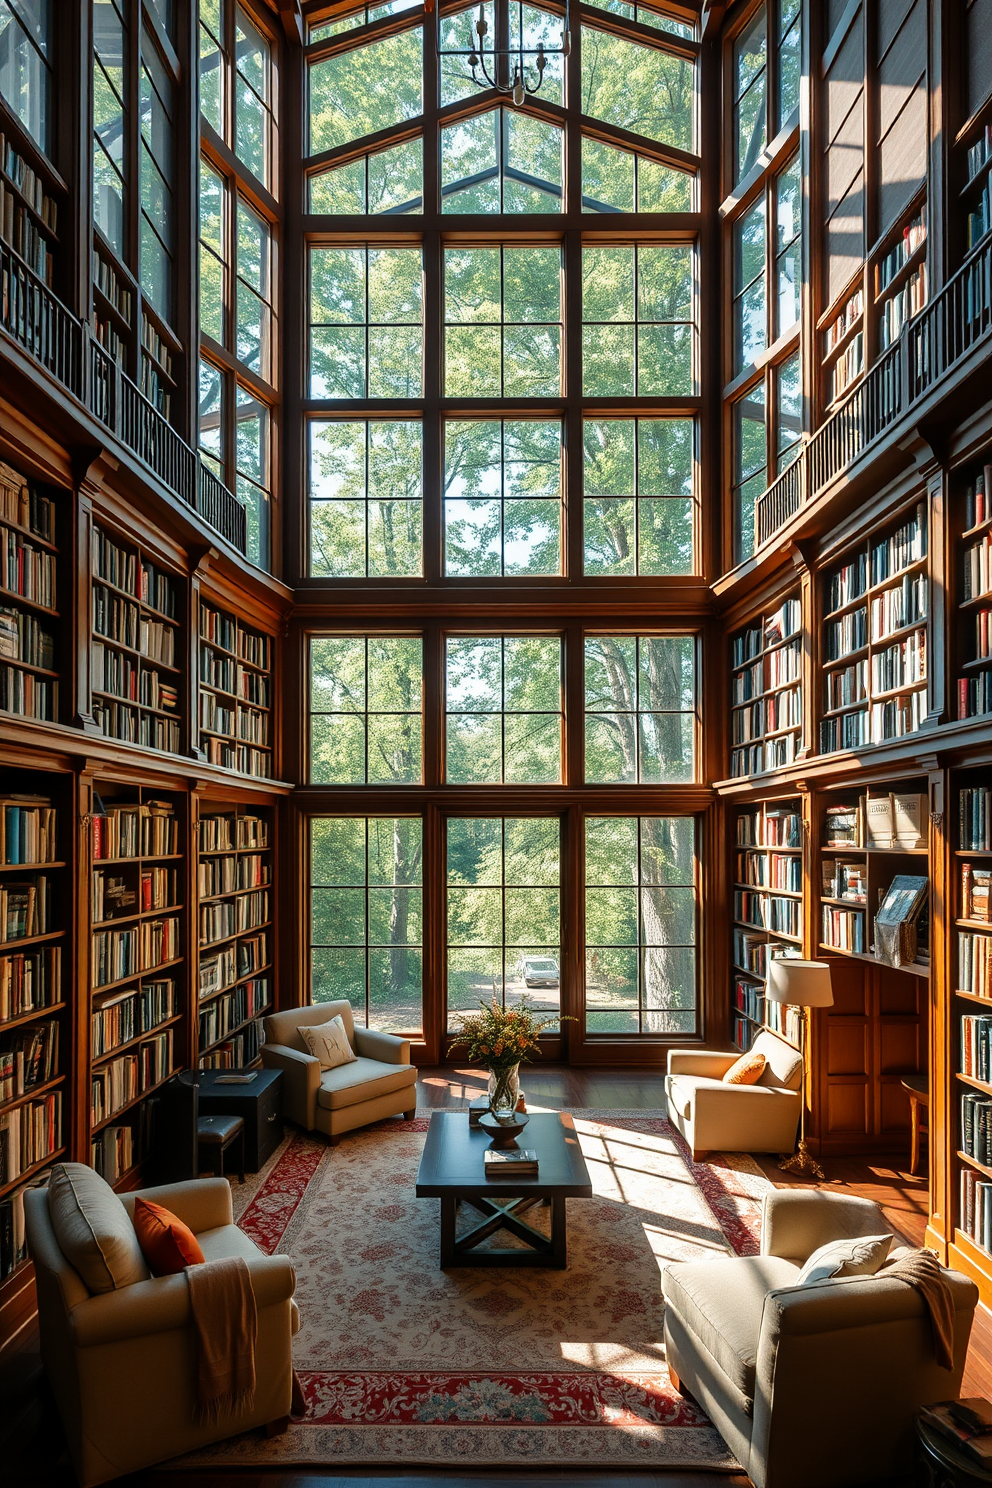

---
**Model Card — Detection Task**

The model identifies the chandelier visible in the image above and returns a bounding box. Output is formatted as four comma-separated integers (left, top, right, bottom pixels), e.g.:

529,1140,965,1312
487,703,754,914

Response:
431,0,571,105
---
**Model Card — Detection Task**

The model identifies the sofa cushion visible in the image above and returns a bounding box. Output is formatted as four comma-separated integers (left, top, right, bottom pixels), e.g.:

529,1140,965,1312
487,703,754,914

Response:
752,1029,803,1091
132,1197,205,1275
47,1162,150,1294
667,1073,744,1118
316,1056,417,1111
662,1254,800,1412
796,1232,893,1285
265,1000,356,1055
300,1015,357,1071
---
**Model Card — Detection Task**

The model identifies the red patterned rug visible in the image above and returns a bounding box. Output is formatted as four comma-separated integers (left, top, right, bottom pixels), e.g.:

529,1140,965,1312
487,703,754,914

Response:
169,1110,772,1471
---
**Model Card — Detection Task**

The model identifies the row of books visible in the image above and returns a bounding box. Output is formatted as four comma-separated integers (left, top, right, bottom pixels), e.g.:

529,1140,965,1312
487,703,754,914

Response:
0,1169,47,1281
91,979,175,1058
962,788,992,851
200,652,272,706
202,738,272,776
198,853,269,898
826,659,867,709
829,333,863,403
731,599,802,670
824,287,863,354
733,977,765,1023
820,708,867,752
730,732,799,778
961,934,992,997
140,359,172,421
966,468,991,532
966,175,992,252
0,666,54,720
200,605,271,670
92,917,179,987
731,686,802,743
961,1014,992,1079
878,263,927,350
964,531,992,602
732,643,801,707
0,1018,58,1103
93,587,177,663
92,529,177,617
822,858,866,901
958,670,992,720
973,607,992,661
0,946,60,1021
1,139,58,229
764,998,801,1044
826,551,868,613
733,931,799,977
93,699,181,752
93,866,177,923
0,184,52,283
736,850,802,892
0,875,50,943
734,890,801,937
199,814,269,853
963,864,991,923
0,605,55,669
92,645,179,710
0,526,56,608
962,1090,992,1164
0,462,55,542
825,607,867,662
824,793,927,850
736,806,802,849
93,251,132,320
1,799,57,866
960,1168,992,1255
93,801,178,860
876,209,926,291
199,1020,261,1069
199,888,270,945
870,573,928,641
822,905,865,952
92,314,123,365
870,631,926,692
872,689,927,741
869,502,927,586
90,1031,173,1124
141,314,173,376
967,123,992,182
0,1089,61,1183
91,1123,134,1185
198,977,271,1053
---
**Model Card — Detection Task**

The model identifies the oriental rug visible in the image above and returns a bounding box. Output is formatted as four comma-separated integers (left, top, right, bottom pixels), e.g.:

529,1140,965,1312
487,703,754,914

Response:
168,1109,773,1471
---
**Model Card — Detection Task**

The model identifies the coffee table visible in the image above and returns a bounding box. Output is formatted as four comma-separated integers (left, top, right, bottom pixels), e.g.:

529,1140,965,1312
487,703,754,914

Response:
415,1111,593,1269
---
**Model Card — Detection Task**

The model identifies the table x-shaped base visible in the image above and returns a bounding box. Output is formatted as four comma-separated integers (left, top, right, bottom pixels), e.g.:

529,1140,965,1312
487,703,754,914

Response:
439,1193,567,1268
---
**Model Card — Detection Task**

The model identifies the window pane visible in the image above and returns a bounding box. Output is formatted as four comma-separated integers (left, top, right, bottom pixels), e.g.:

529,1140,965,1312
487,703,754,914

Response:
585,635,696,782
446,637,562,783
582,28,694,151
236,199,271,377
311,817,423,1037
310,247,423,397
198,357,226,477
777,0,801,132
775,156,801,338
310,419,423,578
583,246,694,396
309,28,422,154
445,247,561,397
733,201,765,373
734,6,766,183
444,419,561,576
310,636,423,783
447,817,561,1032
235,387,270,568
235,8,270,183
199,4,224,134
581,136,694,213
441,108,563,214
584,0,695,37
309,139,424,214
585,816,696,1034
584,418,694,576
775,350,802,472
733,385,767,562
1,0,52,153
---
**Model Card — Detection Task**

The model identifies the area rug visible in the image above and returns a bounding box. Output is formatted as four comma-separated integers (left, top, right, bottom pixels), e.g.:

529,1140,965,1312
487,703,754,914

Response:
168,1109,773,1471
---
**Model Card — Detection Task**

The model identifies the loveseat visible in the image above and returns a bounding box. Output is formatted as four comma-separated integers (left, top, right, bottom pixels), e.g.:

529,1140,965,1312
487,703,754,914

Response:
665,1030,803,1160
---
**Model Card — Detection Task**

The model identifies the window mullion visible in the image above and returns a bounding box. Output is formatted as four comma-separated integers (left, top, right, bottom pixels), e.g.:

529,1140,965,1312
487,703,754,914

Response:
423,230,443,583
564,227,583,579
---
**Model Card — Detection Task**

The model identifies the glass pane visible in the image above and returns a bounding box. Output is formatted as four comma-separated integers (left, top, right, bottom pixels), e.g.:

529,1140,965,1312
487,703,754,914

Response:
198,357,226,469
775,350,802,467
582,28,694,150
199,13,223,134
734,201,766,371
444,419,561,577
441,108,562,214
310,138,424,214
777,3,801,131
310,28,422,153
310,247,423,398
585,636,695,783
734,6,766,182
310,638,423,782
445,637,561,784
309,420,423,579
0,0,52,152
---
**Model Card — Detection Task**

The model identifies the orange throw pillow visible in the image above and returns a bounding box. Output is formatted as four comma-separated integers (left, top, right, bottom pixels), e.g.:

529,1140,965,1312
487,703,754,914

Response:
132,1197,205,1276
722,1050,767,1085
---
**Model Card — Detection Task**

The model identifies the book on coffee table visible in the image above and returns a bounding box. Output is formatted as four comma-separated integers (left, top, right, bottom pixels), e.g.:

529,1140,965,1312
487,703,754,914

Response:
484,1148,539,1177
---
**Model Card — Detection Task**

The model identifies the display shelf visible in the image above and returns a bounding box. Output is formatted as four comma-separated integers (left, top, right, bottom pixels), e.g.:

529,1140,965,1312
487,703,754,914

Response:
730,798,805,1053
196,806,273,1069
0,460,61,724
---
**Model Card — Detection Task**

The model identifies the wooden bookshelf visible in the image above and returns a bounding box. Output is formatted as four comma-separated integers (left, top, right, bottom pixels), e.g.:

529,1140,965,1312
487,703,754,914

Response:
818,497,930,753
953,772,992,1268
0,122,65,294
0,460,61,725
731,798,804,1053
90,522,184,756
873,206,927,355
88,785,186,1187
956,456,992,724
198,600,274,780
0,777,67,1284
729,590,803,778
196,805,273,1070
959,107,992,264
820,281,864,408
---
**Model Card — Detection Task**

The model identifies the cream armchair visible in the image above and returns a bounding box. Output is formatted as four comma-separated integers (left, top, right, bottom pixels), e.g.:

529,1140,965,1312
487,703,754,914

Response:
663,1189,979,1488
25,1175,299,1487
261,999,417,1142
665,1030,802,1160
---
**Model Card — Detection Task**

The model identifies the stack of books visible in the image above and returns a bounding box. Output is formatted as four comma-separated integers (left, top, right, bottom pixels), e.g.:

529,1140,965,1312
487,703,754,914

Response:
919,1399,992,1468
484,1149,539,1178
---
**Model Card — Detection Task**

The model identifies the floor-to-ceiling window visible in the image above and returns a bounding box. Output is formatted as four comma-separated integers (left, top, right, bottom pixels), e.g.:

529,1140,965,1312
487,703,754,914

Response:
300,0,708,1061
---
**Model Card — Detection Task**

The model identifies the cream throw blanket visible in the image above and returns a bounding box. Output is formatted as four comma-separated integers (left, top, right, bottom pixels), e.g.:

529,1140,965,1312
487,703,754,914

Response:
885,1248,955,1369
186,1256,258,1423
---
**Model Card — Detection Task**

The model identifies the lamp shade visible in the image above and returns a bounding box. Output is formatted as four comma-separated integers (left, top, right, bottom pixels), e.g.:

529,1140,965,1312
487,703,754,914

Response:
766,958,834,1008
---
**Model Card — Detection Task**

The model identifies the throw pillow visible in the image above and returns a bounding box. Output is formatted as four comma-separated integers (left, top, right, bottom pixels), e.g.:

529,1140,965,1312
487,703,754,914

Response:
47,1162,150,1294
796,1232,894,1286
132,1197,205,1276
722,1050,767,1085
300,1015,357,1070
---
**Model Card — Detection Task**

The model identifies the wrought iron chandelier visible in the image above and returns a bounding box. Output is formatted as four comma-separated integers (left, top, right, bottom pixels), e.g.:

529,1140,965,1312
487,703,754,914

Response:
432,0,571,105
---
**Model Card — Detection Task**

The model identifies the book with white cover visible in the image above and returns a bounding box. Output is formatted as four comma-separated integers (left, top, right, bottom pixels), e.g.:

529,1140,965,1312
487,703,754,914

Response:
891,792,927,849
865,795,894,848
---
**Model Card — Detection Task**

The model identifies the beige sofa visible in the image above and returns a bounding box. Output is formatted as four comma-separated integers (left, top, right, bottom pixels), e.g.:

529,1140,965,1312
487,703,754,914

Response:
25,1174,299,1487
261,999,417,1141
663,1189,978,1488
665,1030,803,1160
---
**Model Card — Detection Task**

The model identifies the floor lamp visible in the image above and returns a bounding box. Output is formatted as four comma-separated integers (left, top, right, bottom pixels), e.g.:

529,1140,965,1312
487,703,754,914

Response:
765,958,834,1180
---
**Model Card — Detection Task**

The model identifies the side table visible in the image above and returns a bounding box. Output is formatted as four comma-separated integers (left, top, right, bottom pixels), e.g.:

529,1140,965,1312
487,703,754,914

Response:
902,1074,930,1176
917,1418,992,1487
182,1069,283,1172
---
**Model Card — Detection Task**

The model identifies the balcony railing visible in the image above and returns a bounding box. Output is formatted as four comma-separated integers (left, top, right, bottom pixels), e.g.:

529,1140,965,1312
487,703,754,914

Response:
754,236,992,555
1,240,248,558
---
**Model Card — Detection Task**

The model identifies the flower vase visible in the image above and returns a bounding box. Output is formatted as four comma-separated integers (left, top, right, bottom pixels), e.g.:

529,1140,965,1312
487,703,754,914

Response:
487,1063,520,1118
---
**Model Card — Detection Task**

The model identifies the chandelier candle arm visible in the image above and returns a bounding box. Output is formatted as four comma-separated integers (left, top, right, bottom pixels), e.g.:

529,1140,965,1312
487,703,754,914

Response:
438,0,571,103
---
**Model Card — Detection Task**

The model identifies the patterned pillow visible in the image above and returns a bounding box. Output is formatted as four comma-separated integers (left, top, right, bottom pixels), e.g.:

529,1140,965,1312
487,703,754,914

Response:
796,1233,893,1286
722,1050,767,1085
300,1015,357,1071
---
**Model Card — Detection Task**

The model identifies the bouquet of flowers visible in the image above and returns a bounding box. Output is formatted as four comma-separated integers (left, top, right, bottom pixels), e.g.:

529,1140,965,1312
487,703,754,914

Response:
449,997,574,1112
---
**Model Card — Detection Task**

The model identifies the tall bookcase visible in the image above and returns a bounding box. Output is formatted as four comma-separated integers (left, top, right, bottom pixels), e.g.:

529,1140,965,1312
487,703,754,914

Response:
729,591,803,779
198,599,274,779
731,798,804,1052
0,775,68,1283
819,497,929,753
90,522,184,755
0,120,65,295
952,772,992,1270
88,784,186,1187
196,804,274,1070
0,460,61,724
956,456,992,723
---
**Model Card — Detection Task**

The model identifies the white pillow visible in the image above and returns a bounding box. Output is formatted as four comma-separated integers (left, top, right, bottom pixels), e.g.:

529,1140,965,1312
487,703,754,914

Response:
299,1015,357,1071
796,1232,893,1286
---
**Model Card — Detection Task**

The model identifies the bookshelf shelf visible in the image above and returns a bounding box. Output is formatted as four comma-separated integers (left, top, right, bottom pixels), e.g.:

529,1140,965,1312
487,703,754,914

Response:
196,805,273,1070
729,592,803,779
91,1013,183,1066
0,1074,64,1121
953,774,992,1260
731,799,805,1053
0,1148,66,1205
198,599,275,780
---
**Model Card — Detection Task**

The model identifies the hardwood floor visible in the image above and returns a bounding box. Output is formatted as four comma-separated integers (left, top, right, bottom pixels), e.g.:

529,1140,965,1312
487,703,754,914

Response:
0,1066,950,1488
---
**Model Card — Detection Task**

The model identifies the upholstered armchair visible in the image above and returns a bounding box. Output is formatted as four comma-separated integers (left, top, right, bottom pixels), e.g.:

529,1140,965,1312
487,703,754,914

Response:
25,1174,299,1487
665,1030,803,1160
663,1189,979,1488
261,999,417,1142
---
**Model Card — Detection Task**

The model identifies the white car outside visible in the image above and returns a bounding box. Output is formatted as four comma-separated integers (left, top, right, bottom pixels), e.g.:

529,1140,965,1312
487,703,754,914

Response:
521,957,560,988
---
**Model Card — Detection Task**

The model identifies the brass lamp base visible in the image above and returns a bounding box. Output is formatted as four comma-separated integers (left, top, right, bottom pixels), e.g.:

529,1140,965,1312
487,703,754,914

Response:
779,1139,825,1181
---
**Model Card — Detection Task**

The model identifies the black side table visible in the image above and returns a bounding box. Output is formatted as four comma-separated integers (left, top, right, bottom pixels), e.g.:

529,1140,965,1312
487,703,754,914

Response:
917,1418,992,1487
181,1069,283,1172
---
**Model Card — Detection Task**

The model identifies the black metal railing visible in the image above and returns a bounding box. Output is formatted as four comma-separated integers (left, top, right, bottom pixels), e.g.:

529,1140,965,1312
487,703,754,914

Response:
1,242,247,557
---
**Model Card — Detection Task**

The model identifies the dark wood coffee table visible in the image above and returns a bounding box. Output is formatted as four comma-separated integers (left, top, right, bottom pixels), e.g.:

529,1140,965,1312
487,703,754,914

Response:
415,1111,593,1269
